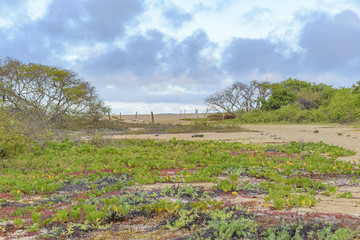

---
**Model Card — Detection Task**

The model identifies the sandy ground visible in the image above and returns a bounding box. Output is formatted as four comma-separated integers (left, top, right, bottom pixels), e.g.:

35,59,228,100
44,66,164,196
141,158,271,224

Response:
107,122,360,162
105,116,360,216
242,125,360,162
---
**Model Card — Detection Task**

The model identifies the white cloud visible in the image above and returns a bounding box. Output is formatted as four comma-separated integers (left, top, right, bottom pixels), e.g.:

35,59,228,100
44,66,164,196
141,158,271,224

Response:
0,0,53,29
26,0,53,21
2,0,360,114
61,43,108,64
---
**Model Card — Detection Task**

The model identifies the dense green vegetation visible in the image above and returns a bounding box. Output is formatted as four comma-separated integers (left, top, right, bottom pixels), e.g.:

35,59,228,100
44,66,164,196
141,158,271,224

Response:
206,78,360,124
1,138,359,239
2,138,355,193
246,79,360,123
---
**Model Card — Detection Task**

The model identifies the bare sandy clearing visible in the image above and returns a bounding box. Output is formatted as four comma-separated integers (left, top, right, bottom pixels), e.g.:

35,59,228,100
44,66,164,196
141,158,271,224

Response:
309,186,360,215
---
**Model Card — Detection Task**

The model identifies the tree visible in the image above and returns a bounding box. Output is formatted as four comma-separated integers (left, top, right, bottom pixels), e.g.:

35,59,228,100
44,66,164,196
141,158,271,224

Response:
352,81,360,94
261,87,297,111
205,84,243,114
280,78,312,92
258,78,335,111
205,81,269,115
0,58,109,126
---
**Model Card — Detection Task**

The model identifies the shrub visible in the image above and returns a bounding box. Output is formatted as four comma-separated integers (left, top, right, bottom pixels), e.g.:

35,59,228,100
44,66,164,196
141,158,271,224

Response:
0,110,30,160
322,89,360,123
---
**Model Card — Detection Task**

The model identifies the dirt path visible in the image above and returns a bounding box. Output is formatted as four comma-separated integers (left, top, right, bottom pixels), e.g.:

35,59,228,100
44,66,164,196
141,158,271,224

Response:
107,124,360,162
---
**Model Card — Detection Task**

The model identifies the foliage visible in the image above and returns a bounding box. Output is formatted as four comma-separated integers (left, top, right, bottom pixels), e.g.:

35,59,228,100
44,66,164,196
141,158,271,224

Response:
261,87,297,111
262,222,356,240
267,141,356,156
208,218,257,239
237,104,325,124
0,57,110,129
208,78,360,124
321,88,360,123
1,138,359,238
0,109,30,160
214,179,240,193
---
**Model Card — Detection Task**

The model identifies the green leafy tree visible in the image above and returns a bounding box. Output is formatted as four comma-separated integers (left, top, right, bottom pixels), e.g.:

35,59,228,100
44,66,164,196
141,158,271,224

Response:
280,78,312,92
261,86,297,111
0,57,109,127
260,78,334,111
279,78,334,106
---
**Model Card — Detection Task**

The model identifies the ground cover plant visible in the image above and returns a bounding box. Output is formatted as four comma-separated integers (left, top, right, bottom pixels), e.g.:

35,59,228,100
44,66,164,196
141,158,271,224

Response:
1,138,360,239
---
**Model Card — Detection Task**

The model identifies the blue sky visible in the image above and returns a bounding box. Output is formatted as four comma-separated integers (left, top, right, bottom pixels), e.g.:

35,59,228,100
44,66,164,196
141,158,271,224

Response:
1,0,360,114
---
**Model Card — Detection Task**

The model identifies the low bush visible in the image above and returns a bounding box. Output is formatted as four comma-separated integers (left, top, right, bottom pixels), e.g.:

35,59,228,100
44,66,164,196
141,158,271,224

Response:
0,110,31,160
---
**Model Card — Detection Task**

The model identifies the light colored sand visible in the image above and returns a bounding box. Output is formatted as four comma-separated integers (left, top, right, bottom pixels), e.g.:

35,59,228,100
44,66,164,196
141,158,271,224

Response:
242,124,360,162
107,122,360,162
308,186,360,215
107,132,264,142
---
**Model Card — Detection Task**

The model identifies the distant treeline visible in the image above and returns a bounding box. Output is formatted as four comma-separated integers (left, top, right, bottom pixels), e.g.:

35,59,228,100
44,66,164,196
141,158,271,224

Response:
205,78,360,123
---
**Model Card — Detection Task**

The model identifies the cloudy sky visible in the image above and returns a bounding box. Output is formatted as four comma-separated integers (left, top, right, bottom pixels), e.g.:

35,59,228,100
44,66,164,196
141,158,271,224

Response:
1,0,360,114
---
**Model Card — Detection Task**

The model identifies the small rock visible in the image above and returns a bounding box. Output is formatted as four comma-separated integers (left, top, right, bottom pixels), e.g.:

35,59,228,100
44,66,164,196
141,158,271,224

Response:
313,130,319,133
338,133,343,136
192,134,204,138
1,202,29,208
265,148,277,153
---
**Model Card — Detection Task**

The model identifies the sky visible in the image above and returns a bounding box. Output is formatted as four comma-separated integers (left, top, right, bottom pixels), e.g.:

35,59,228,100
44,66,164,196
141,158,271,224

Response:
1,0,360,114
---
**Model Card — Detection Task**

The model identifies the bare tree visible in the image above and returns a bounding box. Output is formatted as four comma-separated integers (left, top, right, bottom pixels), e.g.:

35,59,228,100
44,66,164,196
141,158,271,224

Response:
205,85,243,114
232,81,257,113
205,81,270,115
0,58,109,126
